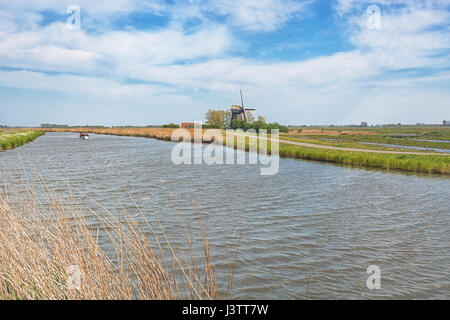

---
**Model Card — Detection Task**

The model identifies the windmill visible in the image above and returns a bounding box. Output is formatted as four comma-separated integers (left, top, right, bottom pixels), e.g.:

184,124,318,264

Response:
230,89,256,122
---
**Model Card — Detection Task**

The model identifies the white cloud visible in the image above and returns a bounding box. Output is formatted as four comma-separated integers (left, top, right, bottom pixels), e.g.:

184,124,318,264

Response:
0,0,449,125
204,0,307,31
0,0,156,17
164,0,310,31
0,69,170,99
335,0,450,16
0,21,233,74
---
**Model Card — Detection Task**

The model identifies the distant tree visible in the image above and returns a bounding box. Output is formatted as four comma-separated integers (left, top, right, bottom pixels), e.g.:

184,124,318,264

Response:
245,111,255,124
230,120,288,133
257,116,266,124
162,123,180,128
443,120,448,126
360,122,368,127
41,124,69,128
230,120,249,130
224,111,232,128
205,109,230,128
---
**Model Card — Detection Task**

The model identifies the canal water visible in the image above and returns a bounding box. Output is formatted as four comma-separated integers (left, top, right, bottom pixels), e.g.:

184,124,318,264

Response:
360,141,450,153
412,139,450,144
1,132,449,299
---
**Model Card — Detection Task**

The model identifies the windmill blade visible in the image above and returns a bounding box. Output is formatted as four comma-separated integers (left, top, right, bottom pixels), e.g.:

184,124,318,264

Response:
240,89,247,121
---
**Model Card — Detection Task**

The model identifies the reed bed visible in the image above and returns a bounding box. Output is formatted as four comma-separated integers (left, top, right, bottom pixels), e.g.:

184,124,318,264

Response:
0,180,233,300
0,130,45,150
34,127,183,141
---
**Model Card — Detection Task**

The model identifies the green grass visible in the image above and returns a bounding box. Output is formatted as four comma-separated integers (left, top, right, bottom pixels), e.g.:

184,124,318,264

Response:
285,126,450,151
320,135,450,150
372,127,450,140
279,136,435,153
278,143,450,175
0,130,45,150
223,134,450,175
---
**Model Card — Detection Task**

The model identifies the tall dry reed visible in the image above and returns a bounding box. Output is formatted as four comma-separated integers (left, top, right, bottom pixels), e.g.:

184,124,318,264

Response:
0,179,233,300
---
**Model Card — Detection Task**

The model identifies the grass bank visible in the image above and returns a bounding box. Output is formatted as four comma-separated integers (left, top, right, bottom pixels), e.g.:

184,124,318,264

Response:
278,143,450,175
0,130,45,150
224,135,450,175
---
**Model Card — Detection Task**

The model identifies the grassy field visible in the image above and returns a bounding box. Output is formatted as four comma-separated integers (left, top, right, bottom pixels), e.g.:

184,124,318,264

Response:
0,130,45,150
309,134,450,150
279,136,435,153
33,127,450,175
287,127,450,149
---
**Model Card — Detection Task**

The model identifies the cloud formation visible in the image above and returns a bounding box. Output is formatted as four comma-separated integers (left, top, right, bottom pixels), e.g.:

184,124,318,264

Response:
0,0,449,125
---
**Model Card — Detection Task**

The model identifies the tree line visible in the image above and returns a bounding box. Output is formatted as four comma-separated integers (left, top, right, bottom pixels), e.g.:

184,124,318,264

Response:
204,109,288,133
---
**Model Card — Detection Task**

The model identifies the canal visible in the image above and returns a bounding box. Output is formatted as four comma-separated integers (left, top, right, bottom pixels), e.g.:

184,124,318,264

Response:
1,132,449,299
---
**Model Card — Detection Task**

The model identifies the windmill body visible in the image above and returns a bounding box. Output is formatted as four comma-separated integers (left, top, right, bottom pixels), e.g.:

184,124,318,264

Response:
230,90,256,122
230,105,246,121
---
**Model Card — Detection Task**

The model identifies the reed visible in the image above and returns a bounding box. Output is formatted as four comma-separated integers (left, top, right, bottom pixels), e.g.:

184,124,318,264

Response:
34,127,181,141
0,130,45,150
0,179,232,300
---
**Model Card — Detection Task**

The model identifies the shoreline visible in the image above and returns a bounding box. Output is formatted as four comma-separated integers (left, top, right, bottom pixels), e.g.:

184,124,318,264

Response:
0,130,45,151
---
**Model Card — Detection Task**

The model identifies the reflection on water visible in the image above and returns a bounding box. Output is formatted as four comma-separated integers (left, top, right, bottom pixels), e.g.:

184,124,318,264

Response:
412,139,450,144
360,141,450,153
2,132,449,299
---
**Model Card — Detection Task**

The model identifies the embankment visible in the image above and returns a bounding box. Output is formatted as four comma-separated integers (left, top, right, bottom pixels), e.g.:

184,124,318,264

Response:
0,130,45,151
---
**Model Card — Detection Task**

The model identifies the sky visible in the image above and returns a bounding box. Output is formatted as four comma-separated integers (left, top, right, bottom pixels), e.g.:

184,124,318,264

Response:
0,0,449,126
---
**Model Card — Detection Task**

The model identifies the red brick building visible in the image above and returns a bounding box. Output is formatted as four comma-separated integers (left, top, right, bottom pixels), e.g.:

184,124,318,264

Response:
180,122,195,128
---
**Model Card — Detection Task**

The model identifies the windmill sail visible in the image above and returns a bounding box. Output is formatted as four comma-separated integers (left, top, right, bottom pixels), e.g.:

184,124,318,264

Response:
240,89,246,121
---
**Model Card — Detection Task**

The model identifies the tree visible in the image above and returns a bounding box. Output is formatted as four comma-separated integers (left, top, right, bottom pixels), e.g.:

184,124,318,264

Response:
205,109,230,128
230,119,289,133
245,111,255,124
258,116,266,124
224,111,232,128
162,123,180,128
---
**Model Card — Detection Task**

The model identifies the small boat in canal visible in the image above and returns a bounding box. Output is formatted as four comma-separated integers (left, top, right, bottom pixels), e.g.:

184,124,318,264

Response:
80,133,89,140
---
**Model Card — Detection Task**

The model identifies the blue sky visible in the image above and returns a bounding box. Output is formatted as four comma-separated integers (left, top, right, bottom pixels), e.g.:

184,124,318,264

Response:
0,0,449,126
